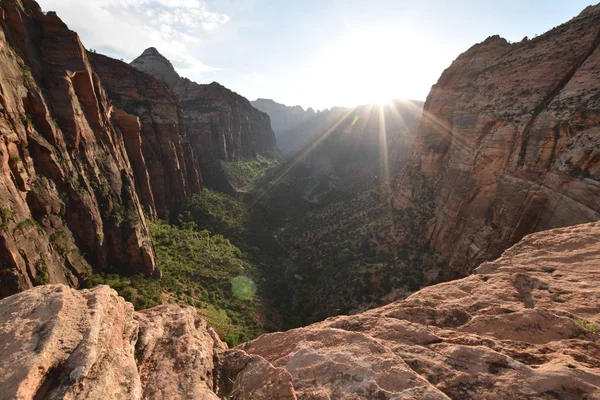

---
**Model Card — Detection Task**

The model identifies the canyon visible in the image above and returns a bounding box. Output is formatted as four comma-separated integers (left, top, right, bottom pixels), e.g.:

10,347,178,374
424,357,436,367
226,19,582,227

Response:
131,48,276,191
0,0,599,398
0,0,275,298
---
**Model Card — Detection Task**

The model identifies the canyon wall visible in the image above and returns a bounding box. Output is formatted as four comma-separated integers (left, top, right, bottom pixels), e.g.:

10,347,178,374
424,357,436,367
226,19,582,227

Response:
0,0,158,297
89,53,202,219
131,48,276,189
393,5,600,275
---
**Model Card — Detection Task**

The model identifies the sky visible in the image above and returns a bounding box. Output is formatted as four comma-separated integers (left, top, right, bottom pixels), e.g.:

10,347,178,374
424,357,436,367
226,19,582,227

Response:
36,0,595,110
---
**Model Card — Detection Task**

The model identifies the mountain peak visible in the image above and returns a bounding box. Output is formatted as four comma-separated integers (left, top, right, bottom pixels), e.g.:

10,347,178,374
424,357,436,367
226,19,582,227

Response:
141,47,160,55
131,47,180,87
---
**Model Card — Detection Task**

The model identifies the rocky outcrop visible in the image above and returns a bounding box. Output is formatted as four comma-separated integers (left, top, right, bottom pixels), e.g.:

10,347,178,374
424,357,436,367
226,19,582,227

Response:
89,52,202,219
0,0,157,298
131,48,276,189
3,223,599,399
0,285,221,399
393,5,600,276
0,284,295,400
240,222,600,399
251,98,347,153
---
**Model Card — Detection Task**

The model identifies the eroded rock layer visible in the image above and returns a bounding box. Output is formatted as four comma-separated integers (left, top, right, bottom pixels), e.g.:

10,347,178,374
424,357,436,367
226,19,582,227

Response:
393,5,600,275
131,48,276,189
240,222,600,399
0,0,157,297
0,284,296,400
89,52,202,219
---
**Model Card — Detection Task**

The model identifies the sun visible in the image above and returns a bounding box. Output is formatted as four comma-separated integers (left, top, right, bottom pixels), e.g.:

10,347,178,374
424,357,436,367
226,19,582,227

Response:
374,96,392,106
316,24,431,107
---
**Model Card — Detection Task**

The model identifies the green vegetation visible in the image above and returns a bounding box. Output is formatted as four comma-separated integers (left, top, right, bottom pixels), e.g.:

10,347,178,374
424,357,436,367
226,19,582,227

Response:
86,220,262,346
221,154,280,189
177,189,247,237
110,201,139,225
575,317,599,335
0,207,10,232
15,218,41,232
33,258,49,285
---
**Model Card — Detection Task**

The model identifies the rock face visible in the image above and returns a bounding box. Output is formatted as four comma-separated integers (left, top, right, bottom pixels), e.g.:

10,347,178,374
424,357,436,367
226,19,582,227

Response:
2,223,599,399
0,284,296,400
131,48,276,189
0,0,157,298
89,52,202,219
251,98,347,153
240,222,600,399
0,285,221,399
393,6,600,276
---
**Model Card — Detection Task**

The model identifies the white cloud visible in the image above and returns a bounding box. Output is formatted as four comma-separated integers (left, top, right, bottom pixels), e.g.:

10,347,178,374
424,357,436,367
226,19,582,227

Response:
36,0,229,78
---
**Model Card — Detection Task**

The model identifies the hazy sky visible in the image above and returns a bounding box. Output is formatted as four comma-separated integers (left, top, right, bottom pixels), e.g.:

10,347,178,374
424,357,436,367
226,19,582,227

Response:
36,0,594,110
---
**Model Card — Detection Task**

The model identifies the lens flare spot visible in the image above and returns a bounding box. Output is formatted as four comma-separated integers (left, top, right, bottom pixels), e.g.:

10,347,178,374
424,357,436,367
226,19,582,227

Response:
352,114,360,126
231,275,256,300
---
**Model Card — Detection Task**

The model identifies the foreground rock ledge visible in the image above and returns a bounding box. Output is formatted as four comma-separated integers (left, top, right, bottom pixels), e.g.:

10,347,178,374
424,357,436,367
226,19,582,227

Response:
1,222,600,399
0,284,293,400
240,222,600,399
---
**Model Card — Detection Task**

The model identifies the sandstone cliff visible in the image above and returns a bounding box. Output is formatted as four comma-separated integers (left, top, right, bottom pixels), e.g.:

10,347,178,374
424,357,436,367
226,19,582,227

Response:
393,5,600,276
0,0,157,298
131,48,276,189
89,53,202,219
251,98,348,153
2,223,599,399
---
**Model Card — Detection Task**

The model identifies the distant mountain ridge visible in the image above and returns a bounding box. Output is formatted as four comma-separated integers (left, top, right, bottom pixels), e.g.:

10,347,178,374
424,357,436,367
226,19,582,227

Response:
252,98,347,153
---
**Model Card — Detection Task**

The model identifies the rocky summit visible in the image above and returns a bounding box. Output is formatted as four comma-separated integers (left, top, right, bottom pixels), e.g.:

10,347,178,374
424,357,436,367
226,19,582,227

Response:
1,222,598,399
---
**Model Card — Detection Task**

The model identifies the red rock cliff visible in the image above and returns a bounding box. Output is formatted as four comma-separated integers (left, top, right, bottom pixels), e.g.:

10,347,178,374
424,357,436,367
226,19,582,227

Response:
89,53,202,219
0,0,157,297
393,5,600,275
131,48,276,189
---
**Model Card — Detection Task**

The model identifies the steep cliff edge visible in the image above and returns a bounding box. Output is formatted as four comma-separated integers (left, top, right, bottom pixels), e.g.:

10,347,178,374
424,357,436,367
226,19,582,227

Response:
131,48,276,189
2,223,599,399
241,222,600,399
0,0,157,298
88,53,202,219
393,5,600,276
